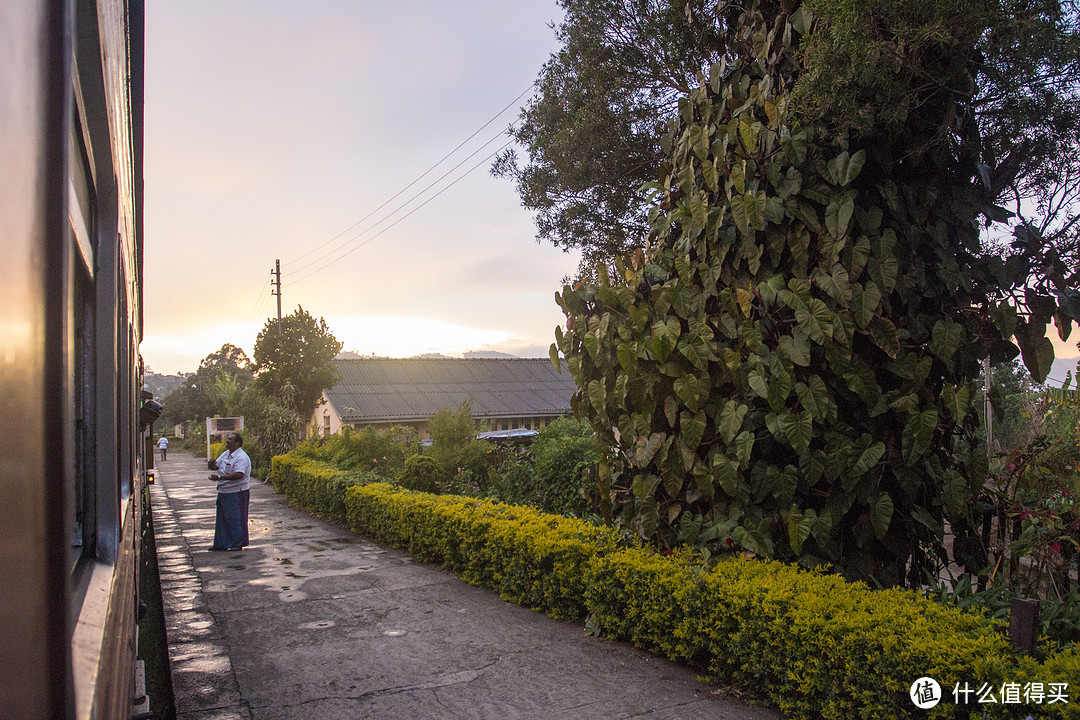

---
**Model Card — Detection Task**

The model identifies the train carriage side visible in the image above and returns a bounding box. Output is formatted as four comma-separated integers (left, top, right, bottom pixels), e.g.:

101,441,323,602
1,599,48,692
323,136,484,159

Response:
0,0,152,718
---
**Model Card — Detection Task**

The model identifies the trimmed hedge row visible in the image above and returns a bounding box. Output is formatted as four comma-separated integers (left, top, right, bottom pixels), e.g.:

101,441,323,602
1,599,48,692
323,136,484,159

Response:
344,482,621,620
269,456,1079,719
269,454,378,524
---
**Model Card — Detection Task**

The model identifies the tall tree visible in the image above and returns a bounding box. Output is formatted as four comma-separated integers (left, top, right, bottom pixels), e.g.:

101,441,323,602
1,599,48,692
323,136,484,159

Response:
553,0,1080,586
252,306,342,423
493,0,725,266
503,0,1080,283
159,343,254,430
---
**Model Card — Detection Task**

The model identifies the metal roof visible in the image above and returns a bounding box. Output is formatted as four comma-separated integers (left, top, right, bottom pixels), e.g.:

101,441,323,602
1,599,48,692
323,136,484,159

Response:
323,357,579,424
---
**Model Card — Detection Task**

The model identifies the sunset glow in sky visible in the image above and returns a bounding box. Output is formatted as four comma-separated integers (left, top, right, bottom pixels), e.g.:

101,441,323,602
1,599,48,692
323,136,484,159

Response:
142,0,576,374
141,1,1078,382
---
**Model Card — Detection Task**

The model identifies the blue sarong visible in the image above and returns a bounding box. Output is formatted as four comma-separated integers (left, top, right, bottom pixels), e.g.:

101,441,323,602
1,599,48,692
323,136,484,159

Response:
212,489,250,550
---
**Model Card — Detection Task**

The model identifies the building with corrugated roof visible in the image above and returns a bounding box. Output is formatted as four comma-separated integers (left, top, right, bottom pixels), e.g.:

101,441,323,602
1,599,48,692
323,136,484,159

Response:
312,357,580,438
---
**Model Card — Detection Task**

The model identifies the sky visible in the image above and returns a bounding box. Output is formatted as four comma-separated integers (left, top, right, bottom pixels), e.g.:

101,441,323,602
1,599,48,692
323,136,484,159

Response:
141,1,1078,382
142,0,577,375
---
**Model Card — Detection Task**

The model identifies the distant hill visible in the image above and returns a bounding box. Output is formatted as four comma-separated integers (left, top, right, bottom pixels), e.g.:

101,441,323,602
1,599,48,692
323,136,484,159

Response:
144,371,190,399
463,350,519,359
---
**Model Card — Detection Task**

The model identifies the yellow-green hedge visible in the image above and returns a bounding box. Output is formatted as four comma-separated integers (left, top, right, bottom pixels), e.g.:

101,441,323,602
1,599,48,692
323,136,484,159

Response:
269,454,372,524
270,457,1078,719
344,483,622,620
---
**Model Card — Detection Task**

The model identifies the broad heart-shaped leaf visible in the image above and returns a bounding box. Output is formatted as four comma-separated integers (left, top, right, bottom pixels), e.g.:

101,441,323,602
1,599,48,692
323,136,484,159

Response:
853,441,886,477
583,331,600,359
942,384,971,423
638,497,659,540
632,473,661,500
786,506,817,555
674,374,704,411
851,282,881,329
931,320,962,367
767,367,794,411
869,492,894,540
745,190,768,231
1017,319,1055,383
902,408,938,464
826,149,866,187
651,318,680,364
549,342,561,370
635,433,664,467
795,375,829,420
712,455,739,497
718,400,749,444
680,409,707,450
734,430,756,468
701,160,719,192
730,194,749,234
738,118,759,153
825,189,856,239
778,329,811,366
795,298,835,345
588,379,606,415
730,160,747,195
617,342,637,374
780,410,813,453
868,316,899,358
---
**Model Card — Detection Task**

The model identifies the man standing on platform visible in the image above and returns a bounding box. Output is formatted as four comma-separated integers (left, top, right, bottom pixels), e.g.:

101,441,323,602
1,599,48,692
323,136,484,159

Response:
208,432,251,551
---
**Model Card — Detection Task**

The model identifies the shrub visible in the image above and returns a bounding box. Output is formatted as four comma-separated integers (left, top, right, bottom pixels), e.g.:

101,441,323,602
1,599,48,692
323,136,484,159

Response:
268,454,375,524
344,483,624,619
398,454,443,493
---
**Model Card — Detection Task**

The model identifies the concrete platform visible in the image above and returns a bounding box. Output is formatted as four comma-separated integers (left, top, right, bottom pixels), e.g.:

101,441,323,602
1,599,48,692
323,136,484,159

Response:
151,453,784,719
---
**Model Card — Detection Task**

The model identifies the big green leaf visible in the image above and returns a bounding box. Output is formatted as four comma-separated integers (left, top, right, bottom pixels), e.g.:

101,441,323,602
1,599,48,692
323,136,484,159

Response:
902,409,938,464
778,330,811,366
680,409,707,450
781,410,813,453
852,441,886,477
787,506,817,555
870,492,894,540
795,375,829,420
718,401,749,444
651,318,680,363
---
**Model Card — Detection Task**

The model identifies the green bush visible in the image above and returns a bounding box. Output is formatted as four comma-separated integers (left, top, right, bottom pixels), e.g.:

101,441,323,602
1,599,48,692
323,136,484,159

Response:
344,483,624,619
268,454,375,524
292,425,416,479
272,445,1080,719
398,454,443,493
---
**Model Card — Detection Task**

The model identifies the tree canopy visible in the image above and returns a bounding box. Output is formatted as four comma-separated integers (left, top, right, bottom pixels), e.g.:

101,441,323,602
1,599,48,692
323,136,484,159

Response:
503,0,1080,283
550,0,1080,586
252,306,342,423
158,343,253,430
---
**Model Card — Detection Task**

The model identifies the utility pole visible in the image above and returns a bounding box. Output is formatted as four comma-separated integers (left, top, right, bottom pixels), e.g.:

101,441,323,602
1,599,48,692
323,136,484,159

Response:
272,259,282,340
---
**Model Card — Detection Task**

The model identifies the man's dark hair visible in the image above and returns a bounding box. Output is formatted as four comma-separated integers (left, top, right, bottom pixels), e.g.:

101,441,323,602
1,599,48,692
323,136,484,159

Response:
227,432,243,447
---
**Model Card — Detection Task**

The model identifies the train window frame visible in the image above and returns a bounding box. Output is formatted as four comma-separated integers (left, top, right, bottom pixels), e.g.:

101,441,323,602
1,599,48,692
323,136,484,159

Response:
68,103,97,574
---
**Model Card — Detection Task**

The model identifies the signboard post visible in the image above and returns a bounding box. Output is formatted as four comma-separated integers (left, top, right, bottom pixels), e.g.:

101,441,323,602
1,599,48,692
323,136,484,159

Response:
206,417,245,459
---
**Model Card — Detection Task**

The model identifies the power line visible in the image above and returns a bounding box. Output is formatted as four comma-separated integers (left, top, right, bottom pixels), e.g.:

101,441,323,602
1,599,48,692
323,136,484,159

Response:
244,273,273,325
283,84,533,269
286,136,516,288
284,124,516,279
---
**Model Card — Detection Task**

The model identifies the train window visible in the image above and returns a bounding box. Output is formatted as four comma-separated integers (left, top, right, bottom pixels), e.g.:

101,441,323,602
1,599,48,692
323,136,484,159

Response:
69,109,96,568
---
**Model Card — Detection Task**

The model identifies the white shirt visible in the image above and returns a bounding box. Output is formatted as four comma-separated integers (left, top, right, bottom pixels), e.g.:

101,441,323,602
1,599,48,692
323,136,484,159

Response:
215,447,251,493
157,437,168,448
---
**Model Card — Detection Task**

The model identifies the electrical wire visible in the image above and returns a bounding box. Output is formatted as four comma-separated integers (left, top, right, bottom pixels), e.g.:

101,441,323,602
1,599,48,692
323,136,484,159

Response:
286,136,516,288
283,85,533,269
244,274,273,325
283,123,515,279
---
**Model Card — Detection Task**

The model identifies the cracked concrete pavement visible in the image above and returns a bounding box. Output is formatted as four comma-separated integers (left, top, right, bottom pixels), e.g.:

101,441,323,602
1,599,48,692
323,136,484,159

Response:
152,453,784,719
